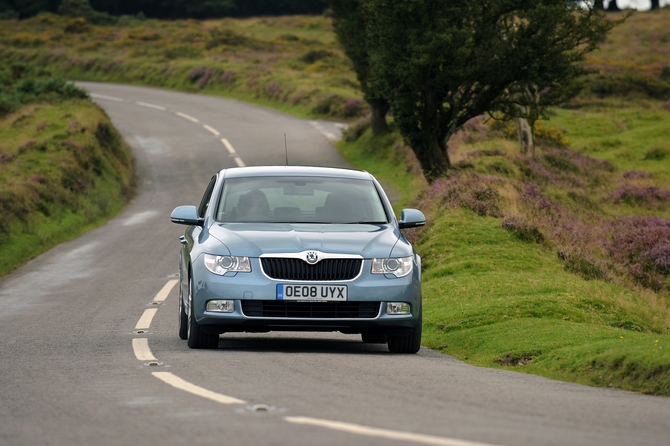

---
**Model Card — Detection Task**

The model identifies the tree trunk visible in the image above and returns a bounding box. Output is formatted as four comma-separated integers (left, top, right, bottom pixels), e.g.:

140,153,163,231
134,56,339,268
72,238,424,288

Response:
594,0,605,9
606,1,621,12
369,97,389,135
410,128,450,183
650,0,660,10
514,118,534,157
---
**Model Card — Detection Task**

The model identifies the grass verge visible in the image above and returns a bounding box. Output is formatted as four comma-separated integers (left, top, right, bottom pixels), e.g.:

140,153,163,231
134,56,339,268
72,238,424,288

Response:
0,100,135,276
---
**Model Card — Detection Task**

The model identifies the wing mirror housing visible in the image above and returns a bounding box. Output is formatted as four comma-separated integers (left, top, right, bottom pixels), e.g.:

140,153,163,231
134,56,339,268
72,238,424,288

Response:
170,205,204,227
398,209,426,229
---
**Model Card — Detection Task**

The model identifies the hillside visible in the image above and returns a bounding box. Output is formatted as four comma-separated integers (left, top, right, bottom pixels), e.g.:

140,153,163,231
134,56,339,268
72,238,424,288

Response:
1,8,669,394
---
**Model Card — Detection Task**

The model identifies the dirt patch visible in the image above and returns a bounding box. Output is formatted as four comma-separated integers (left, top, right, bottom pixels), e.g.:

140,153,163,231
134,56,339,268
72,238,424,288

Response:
494,354,534,366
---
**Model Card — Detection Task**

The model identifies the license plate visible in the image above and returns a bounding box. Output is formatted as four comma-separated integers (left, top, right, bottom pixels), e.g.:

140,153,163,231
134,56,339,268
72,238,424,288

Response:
277,284,347,301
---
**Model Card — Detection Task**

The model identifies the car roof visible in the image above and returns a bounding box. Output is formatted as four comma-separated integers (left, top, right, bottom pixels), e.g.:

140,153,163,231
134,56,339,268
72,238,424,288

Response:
219,165,374,180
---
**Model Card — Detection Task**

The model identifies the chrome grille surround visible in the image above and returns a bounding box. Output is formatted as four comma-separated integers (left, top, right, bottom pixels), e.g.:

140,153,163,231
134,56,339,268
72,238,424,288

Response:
260,251,363,282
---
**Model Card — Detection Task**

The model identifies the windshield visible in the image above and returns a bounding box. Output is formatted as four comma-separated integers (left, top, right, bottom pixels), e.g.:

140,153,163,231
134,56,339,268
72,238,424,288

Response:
215,176,389,224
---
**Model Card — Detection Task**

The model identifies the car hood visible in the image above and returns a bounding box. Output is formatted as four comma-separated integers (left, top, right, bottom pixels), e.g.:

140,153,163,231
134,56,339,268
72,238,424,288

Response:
208,223,400,258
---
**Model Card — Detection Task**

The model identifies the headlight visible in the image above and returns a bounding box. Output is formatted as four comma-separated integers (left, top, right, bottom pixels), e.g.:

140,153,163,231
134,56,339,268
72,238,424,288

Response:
371,256,413,278
204,254,251,275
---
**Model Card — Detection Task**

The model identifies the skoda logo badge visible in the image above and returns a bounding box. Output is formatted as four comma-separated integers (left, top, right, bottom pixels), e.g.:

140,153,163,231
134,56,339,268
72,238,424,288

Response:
305,251,319,265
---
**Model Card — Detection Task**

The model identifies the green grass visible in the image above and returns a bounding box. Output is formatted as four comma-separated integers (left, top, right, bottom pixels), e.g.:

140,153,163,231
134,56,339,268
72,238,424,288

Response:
0,101,135,275
416,209,669,395
0,13,361,122
550,101,670,182
2,9,670,396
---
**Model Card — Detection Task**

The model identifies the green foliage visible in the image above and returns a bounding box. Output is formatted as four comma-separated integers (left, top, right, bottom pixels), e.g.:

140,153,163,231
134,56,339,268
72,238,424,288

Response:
329,0,389,134
0,62,89,117
363,0,618,182
0,101,135,276
58,0,116,24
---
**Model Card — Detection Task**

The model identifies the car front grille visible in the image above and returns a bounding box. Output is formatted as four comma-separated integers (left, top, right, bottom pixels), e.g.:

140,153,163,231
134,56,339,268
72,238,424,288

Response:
242,301,380,319
260,258,362,281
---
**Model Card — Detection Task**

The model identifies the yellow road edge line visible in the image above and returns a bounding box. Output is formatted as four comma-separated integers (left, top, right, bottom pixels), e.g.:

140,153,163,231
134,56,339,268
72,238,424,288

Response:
176,112,198,123
283,417,501,446
135,308,158,330
203,124,220,136
221,138,236,154
132,338,156,361
152,372,246,405
154,279,178,302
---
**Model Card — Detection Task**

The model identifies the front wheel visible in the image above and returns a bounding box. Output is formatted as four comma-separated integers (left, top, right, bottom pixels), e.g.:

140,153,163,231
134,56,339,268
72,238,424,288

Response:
178,279,188,340
387,310,422,354
186,277,219,349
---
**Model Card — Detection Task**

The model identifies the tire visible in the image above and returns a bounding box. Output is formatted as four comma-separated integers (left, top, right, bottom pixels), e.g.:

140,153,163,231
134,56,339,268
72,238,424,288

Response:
186,277,219,349
178,279,188,340
361,333,387,343
387,310,422,354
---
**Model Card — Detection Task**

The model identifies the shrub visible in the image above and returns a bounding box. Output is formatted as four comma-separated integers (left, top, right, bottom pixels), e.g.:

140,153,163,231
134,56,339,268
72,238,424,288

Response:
299,50,334,64
611,184,670,208
643,147,668,161
501,216,544,243
588,73,670,100
206,28,249,49
557,250,608,281
187,66,214,87
311,94,346,117
219,70,236,84
534,121,570,147
264,82,283,100
343,115,371,142
343,98,363,118
420,173,504,218
607,216,670,290
64,18,89,34
623,170,650,179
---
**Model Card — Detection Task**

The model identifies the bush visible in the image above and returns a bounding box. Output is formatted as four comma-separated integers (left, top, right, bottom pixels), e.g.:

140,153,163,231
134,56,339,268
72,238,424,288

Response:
64,17,89,34
501,216,544,243
611,184,670,209
587,73,670,100
607,216,670,290
558,250,608,281
0,62,88,118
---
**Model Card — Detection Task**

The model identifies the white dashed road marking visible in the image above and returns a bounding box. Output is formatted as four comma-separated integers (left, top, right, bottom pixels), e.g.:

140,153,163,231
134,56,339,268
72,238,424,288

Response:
90,93,123,102
221,138,236,154
154,280,178,303
136,101,167,111
135,308,157,330
284,417,501,446
132,338,156,361
203,124,220,136
175,112,199,123
152,372,246,405
108,90,495,446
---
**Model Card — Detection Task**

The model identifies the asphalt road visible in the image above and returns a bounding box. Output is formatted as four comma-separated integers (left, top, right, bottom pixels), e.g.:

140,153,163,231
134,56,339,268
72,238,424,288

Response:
1,82,669,446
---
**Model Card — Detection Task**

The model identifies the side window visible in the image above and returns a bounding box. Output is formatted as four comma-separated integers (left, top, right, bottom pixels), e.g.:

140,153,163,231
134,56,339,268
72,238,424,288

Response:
198,175,217,218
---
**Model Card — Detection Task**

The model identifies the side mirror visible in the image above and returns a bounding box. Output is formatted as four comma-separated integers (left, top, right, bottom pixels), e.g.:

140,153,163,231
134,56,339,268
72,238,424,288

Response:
170,205,204,227
398,208,426,229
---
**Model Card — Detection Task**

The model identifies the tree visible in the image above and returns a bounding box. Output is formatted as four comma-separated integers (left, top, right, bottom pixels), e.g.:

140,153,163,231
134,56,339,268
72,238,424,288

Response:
650,0,661,10
364,0,618,182
329,0,389,134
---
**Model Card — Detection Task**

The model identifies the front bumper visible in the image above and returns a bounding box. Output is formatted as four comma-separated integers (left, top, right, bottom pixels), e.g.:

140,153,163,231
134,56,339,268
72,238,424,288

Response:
190,258,421,335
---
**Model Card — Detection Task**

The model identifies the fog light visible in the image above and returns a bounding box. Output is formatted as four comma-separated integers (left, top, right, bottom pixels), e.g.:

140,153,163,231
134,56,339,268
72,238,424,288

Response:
206,300,235,313
386,302,411,315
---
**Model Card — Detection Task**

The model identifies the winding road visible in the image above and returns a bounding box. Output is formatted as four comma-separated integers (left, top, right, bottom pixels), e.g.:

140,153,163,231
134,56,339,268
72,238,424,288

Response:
1,83,669,446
